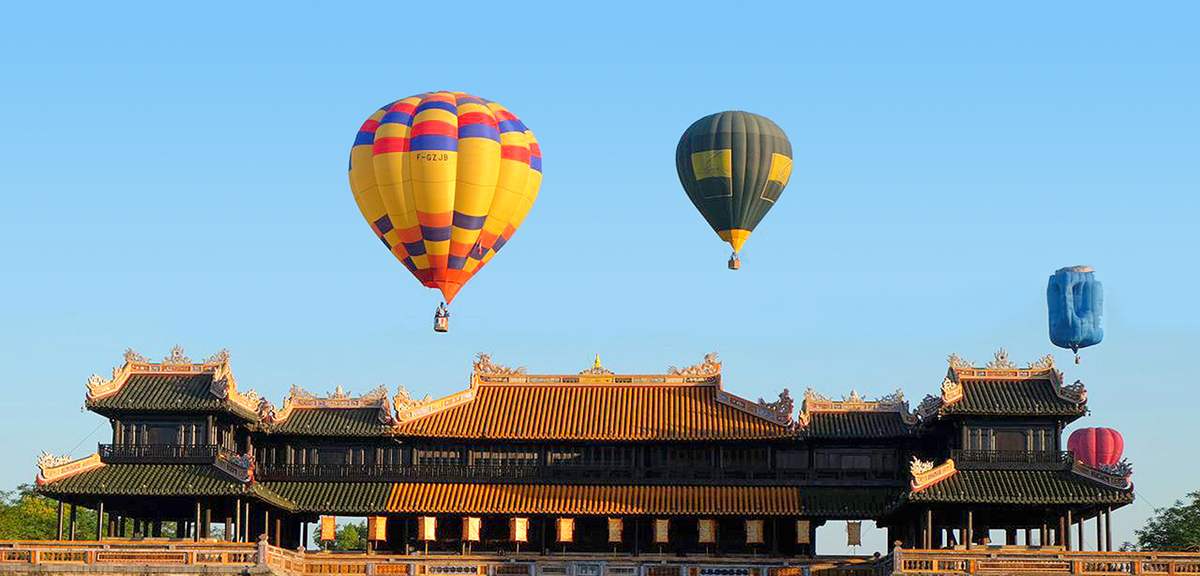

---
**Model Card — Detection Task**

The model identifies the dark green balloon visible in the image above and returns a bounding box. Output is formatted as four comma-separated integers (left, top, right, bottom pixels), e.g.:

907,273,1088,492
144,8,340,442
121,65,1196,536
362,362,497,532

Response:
675,111,792,252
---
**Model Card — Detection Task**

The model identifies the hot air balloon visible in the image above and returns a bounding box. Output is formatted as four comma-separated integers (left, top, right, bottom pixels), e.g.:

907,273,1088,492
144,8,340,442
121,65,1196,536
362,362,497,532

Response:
348,91,542,332
676,111,793,269
1068,427,1124,469
1047,265,1104,363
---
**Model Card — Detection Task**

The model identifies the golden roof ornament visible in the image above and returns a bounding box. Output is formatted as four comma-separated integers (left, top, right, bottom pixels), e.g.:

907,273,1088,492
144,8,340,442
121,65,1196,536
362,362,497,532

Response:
204,349,231,365
579,354,614,375
1028,354,1056,369
909,457,934,476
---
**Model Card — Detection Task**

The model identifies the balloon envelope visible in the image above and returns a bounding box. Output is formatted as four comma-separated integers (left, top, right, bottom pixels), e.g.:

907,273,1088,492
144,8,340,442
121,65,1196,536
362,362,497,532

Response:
348,91,542,303
675,111,792,254
1068,427,1124,468
1047,265,1104,352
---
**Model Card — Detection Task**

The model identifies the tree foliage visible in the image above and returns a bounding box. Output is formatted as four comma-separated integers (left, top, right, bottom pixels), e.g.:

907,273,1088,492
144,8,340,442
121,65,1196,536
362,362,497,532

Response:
311,520,367,551
1136,491,1200,551
0,484,96,540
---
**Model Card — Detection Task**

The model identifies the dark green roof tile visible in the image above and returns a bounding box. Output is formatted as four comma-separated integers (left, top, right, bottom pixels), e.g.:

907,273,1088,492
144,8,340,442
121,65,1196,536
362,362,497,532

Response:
908,469,1133,505
86,374,257,419
269,408,394,437
261,481,393,514
805,412,914,439
942,379,1086,417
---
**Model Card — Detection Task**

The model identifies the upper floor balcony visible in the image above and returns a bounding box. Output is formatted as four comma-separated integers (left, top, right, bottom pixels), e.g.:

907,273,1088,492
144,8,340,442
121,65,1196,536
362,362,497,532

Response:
950,449,1074,470
251,462,902,484
98,443,239,465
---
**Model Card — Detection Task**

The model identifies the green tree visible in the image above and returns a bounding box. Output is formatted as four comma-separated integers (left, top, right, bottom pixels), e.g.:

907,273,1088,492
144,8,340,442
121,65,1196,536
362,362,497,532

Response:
0,484,97,540
1135,491,1200,551
311,520,368,551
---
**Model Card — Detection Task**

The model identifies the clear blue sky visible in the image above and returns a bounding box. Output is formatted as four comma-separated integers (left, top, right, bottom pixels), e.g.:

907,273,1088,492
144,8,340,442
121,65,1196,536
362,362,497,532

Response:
1,2,1197,553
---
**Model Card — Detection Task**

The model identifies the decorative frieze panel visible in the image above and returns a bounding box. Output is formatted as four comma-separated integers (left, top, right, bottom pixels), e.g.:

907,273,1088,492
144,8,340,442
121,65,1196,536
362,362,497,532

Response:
910,457,957,492
715,390,792,426
36,453,104,485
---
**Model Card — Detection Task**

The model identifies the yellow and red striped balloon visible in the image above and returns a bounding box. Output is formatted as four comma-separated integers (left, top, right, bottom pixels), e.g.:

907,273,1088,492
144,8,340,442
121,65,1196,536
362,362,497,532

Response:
349,91,542,303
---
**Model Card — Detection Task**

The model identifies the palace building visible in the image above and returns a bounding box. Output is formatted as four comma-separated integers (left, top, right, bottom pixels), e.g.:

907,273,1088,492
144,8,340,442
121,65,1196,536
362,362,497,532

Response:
34,347,1133,560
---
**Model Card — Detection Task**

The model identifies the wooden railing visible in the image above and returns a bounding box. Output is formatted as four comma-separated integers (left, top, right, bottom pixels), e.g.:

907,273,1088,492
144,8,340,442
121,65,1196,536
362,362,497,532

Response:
950,450,1074,470
0,539,258,570
98,443,240,464
0,540,889,575
892,547,1200,575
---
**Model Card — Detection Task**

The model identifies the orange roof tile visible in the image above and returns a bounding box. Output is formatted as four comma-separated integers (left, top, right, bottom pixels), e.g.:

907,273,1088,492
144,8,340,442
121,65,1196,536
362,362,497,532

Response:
393,382,792,441
385,483,806,516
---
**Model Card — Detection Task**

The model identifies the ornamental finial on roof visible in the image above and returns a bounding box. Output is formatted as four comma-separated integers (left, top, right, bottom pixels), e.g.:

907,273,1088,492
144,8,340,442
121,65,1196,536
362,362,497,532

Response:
986,348,1017,369
204,349,230,365
580,354,614,375
1028,354,1056,369
947,353,972,369
124,348,148,364
757,389,794,418
667,352,722,376
472,353,525,376
162,345,191,366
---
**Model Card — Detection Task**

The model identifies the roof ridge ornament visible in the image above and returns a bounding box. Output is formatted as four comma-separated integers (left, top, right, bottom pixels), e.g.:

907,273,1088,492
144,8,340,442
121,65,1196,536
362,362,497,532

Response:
667,353,722,377
472,353,526,376
986,348,1017,369
756,389,794,421
162,345,192,366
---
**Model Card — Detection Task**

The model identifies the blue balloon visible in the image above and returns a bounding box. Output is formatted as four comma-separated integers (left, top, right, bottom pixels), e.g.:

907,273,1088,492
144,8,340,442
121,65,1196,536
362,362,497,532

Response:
1047,266,1104,353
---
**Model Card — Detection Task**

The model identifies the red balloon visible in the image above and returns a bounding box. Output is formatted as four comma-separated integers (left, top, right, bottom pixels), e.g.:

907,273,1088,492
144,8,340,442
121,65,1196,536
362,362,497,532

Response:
1068,427,1124,468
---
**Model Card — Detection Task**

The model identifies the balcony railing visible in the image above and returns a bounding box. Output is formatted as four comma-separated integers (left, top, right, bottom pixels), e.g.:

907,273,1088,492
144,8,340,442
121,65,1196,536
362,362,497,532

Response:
98,444,236,465
951,449,1074,470
252,462,901,484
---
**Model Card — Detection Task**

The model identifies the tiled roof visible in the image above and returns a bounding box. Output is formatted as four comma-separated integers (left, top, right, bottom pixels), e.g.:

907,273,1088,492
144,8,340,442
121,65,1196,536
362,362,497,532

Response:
35,463,286,506
383,483,896,517
86,373,257,420
394,383,792,441
907,469,1133,505
270,408,393,437
804,412,914,439
261,481,393,514
942,379,1086,417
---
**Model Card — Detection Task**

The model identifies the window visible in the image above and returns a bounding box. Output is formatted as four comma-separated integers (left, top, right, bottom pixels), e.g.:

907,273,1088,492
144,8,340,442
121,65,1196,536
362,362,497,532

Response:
471,447,540,467
776,449,809,469
416,448,462,467
547,447,583,465
722,447,769,469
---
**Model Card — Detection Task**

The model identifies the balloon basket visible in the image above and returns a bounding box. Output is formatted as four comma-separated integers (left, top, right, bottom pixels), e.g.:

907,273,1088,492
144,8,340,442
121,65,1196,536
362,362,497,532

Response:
727,253,741,270
1074,353,1081,365
434,316,449,333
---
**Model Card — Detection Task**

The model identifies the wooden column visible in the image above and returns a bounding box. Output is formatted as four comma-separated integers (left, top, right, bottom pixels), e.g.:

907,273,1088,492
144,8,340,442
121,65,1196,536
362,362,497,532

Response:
1024,527,1032,547
1105,507,1113,552
194,501,202,542
95,501,105,541
1077,517,1084,551
69,505,78,540
302,521,309,550
1039,523,1047,546
1065,511,1073,550
274,516,282,547
924,509,933,549
56,502,64,540
1005,528,1016,546
153,520,162,538
262,508,270,542
1096,513,1104,551
966,510,974,550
